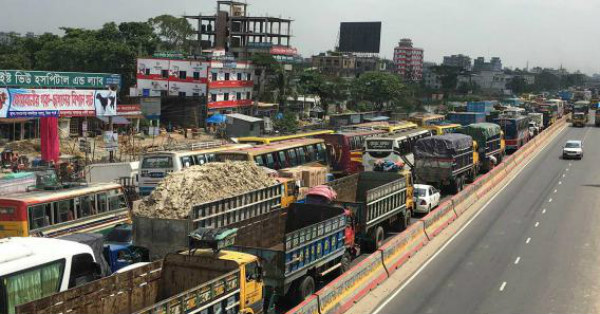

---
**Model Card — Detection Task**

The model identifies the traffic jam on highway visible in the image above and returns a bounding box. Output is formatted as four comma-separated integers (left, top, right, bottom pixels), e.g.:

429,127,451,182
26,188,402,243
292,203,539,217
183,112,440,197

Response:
2,92,591,314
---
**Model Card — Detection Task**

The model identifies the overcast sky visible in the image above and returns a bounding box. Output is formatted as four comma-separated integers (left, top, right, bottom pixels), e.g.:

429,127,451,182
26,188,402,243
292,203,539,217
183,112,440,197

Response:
2,0,600,74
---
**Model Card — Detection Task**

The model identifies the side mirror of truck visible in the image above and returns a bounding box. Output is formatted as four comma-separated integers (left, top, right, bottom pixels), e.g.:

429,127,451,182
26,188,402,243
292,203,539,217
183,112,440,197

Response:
256,265,264,282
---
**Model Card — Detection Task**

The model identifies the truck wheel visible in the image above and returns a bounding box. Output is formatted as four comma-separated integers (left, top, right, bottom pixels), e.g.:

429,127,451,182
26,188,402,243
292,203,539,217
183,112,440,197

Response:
404,212,411,228
459,177,465,191
340,253,352,274
297,276,315,302
370,226,385,251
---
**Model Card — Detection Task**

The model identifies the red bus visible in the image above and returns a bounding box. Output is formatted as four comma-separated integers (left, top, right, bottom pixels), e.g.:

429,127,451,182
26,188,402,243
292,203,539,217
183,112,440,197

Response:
0,182,130,238
316,129,387,175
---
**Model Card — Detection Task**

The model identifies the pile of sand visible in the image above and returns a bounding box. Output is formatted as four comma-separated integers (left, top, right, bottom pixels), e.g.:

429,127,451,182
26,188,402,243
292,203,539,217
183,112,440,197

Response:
134,161,277,219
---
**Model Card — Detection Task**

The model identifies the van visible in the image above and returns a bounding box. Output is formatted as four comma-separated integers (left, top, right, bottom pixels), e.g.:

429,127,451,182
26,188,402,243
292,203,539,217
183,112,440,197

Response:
0,237,101,314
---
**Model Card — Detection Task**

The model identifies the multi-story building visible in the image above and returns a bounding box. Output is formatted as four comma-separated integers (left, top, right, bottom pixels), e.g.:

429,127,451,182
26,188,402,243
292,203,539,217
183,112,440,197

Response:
423,62,442,89
443,54,472,71
393,38,424,81
311,52,390,78
132,56,254,114
185,0,296,62
473,57,502,72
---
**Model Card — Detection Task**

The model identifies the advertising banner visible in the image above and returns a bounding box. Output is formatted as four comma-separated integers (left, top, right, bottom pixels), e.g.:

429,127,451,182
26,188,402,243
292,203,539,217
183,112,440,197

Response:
0,70,121,89
0,88,117,118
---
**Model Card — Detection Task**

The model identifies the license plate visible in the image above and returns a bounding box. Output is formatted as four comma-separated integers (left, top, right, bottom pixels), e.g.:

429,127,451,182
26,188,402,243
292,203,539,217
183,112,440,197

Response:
150,172,165,178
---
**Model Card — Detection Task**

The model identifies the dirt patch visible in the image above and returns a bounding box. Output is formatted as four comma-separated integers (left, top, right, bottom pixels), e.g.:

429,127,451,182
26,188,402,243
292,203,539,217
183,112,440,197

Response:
134,161,277,219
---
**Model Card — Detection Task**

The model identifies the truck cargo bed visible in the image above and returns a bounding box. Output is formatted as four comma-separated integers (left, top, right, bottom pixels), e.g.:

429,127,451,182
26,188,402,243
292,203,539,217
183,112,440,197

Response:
17,254,241,314
134,183,283,260
233,204,346,293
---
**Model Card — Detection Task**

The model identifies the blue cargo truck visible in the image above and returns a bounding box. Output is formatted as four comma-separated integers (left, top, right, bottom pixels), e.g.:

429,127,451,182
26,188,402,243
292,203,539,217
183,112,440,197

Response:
233,203,347,311
447,112,487,126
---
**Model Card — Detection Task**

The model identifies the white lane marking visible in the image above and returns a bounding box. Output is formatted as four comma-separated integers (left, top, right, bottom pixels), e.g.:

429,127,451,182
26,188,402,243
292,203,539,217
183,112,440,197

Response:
535,222,540,227
553,189,557,193
371,125,565,314
562,174,566,178
542,209,546,214
526,237,531,244
559,181,562,185
499,281,507,291
569,163,572,166
549,198,553,203
566,168,569,171
514,257,521,264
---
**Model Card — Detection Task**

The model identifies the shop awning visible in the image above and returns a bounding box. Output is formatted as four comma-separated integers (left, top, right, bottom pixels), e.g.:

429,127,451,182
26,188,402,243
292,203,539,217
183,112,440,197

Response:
97,116,130,125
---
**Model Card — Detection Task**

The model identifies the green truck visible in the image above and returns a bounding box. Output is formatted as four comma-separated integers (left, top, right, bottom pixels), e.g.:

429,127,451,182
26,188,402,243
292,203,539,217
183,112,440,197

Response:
458,123,505,172
326,171,412,251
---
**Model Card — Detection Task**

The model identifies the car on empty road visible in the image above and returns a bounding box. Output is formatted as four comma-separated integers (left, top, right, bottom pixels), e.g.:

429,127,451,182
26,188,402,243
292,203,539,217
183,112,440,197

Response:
562,140,583,159
414,184,441,214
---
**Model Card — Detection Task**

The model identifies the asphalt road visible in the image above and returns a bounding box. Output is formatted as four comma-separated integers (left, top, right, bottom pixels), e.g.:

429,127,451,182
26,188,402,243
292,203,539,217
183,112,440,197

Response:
374,114,600,314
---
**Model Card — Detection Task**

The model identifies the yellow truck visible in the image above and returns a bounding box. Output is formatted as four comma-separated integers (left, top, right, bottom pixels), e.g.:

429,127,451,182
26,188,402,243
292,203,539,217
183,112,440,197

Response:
17,231,266,314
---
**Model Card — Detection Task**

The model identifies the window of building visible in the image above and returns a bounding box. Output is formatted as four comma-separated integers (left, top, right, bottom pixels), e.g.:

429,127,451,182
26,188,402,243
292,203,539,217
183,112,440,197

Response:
247,73,252,80
144,69,150,75
236,92,242,100
211,72,218,81
179,91,186,97
224,93,229,101
179,71,187,79
193,92,200,97
193,72,200,80
211,94,217,102
225,73,230,81
237,73,242,80
246,92,251,99
161,70,169,78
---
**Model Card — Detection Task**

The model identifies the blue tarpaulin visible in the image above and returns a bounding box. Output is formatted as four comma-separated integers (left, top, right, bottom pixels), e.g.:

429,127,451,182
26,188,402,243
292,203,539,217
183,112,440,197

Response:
206,113,227,124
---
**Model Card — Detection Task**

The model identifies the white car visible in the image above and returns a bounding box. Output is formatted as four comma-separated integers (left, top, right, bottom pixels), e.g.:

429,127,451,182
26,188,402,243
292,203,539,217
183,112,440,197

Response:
562,140,583,160
414,184,441,214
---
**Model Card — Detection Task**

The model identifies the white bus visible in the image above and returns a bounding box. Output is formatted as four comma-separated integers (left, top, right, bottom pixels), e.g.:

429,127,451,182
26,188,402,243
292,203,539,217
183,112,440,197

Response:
0,237,101,314
138,144,251,195
362,128,433,171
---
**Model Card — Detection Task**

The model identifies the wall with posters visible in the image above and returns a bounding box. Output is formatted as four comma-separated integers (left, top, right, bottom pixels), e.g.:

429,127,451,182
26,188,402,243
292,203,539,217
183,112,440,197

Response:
0,88,117,118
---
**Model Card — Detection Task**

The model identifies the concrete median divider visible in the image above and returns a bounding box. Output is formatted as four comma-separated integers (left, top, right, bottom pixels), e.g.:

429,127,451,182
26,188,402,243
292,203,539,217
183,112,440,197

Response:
314,250,388,314
380,221,428,272
286,295,320,314
420,201,456,239
286,117,568,314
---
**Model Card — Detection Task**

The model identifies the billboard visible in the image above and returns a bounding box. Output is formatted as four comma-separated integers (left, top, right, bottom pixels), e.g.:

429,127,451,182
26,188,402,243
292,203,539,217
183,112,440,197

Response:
0,70,121,89
338,22,382,53
0,88,117,118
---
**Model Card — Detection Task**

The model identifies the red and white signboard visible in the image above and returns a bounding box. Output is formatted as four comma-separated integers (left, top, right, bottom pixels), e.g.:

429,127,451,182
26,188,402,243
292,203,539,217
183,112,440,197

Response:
0,88,117,118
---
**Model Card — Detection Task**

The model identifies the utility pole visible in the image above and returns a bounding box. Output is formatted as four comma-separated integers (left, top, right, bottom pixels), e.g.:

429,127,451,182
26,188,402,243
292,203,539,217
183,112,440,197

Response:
108,116,114,162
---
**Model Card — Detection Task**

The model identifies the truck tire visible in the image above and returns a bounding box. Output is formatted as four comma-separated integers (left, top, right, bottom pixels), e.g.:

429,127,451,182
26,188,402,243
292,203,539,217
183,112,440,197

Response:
369,226,385,251
297,276,315,302
340,253,352,274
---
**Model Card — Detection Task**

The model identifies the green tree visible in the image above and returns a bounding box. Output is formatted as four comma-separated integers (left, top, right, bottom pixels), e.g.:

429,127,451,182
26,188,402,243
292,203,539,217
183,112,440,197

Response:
250,53,281,102
351,71,406,111
533,71,560,91
431,65,461,92
148,15,194,51
507,76,528,94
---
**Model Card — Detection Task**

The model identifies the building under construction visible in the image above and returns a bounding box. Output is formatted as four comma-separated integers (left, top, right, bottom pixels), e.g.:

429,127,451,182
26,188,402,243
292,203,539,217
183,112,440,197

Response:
185,1,295,60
